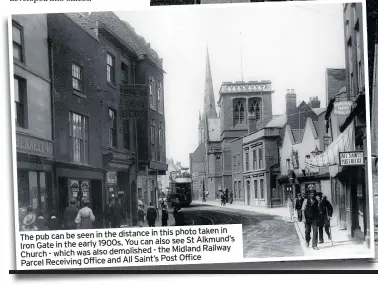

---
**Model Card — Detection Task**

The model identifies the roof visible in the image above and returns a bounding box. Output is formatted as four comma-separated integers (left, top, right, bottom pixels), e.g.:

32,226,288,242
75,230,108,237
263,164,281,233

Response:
311,108,326,116
207,117,221,142
265,114,287,128
87,12,163,69
190,143,206,164
291,129,304,144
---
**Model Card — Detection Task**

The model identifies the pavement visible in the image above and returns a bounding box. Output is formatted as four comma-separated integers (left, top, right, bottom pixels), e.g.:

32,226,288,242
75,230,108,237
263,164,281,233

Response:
195,200,372,258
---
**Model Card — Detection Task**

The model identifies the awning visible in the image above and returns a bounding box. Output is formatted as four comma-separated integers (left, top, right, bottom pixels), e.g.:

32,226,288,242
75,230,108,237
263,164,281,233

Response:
305,123,355,168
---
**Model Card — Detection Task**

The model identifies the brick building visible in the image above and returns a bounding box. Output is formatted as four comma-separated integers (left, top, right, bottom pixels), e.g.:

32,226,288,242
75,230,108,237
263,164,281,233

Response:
46,12,166,227
12,14,54,218
47,13,107,227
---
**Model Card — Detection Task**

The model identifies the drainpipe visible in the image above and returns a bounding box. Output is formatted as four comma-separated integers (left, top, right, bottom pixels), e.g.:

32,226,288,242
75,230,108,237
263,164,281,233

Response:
48,38,59,220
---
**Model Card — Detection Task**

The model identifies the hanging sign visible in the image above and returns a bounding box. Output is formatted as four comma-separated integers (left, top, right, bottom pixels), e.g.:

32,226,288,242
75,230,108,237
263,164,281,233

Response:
334,101,352,116
339,151,364,166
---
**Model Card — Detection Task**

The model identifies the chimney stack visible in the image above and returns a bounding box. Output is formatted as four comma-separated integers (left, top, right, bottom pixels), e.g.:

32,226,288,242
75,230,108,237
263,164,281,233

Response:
308,96,321,108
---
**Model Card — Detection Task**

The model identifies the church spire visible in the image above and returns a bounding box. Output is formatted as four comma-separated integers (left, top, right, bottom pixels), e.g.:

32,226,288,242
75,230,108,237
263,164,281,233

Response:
203,46,217,119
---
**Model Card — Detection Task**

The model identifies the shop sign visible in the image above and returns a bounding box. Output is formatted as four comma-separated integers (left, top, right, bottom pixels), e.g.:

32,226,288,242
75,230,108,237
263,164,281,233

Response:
16,133,53,158
339,151,364,166
119,85,148,120
106,171,117,185
334,101,352,116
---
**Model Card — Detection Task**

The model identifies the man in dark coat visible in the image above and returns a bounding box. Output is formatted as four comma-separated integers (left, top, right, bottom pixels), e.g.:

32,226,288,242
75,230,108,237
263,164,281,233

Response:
318,194,333,243
161,205,169,227
109,197,124,228
229,191,233,204
63,199,79,230
304,195,320,250
225,188,229,203
295,193,305,222
174,206,185,226
146,202,158,227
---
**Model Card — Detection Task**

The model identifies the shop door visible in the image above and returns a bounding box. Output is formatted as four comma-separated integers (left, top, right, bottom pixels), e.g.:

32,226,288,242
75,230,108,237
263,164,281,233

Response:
91,180,103,219
246,180,251,206
58,177,69,220
284,185,293,202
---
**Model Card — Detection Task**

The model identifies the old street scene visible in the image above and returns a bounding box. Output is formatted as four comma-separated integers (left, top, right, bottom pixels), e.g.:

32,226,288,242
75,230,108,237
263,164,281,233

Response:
12,3,372,259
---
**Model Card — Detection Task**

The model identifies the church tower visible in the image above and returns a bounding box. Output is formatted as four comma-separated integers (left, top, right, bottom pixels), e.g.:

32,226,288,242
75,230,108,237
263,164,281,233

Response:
198,47,217,146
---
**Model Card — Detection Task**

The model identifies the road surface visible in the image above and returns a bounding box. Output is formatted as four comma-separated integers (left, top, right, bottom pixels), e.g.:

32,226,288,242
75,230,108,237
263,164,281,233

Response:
172,203,303,258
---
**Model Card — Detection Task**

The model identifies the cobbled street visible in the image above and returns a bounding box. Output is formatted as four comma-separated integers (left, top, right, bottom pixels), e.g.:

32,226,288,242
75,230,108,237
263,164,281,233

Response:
175,204,303,258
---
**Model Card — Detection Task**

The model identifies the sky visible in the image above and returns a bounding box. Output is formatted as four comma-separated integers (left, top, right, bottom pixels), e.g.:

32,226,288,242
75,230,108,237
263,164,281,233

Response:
116,2,346,167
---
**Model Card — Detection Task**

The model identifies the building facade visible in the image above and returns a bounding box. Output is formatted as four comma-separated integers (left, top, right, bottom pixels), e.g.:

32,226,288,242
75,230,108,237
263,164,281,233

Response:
307,3,370,244
242,127,281,207
218,80,274,197
47,13,107,227
13,14,54,218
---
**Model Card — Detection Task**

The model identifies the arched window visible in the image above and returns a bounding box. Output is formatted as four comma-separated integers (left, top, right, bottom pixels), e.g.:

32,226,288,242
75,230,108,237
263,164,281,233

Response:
250,100,261,120
234,100,245,125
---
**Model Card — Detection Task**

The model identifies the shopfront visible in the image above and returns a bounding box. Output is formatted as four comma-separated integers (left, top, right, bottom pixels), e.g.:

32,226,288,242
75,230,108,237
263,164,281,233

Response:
56,165,104,228
16,133,55,219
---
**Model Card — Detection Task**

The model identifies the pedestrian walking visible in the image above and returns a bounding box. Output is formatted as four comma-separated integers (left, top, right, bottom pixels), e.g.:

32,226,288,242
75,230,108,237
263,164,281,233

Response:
63,199,79,230
35,212,47,231
146,202,158,227
221,191,226,206
174,206,185,226
287,197,294,220
304,195,320,250
295,193,304,222
230,191,233,204
318,193,333,243
225,188,229,203
161,204,169,227
138,205,145,227
47,211,60,230
138,196,145,209
75,198,95,229
109,197,124,228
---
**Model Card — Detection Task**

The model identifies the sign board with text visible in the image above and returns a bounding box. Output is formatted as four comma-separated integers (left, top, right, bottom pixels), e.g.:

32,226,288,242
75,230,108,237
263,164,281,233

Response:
119,85,148,120
334,101,352,116
339,151,364,166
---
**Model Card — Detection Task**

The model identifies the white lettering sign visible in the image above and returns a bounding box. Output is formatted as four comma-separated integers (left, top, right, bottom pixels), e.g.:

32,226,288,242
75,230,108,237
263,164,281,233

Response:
339,151,364,166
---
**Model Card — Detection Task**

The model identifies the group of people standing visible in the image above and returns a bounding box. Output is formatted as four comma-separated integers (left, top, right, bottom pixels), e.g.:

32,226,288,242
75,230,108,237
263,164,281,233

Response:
294,191,334,250
20,198,97,232
137,196,185,227
220,188,233,206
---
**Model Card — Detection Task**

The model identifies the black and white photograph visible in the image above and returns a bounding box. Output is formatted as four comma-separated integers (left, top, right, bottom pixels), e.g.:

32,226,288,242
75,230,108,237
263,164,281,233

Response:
9,0,375,268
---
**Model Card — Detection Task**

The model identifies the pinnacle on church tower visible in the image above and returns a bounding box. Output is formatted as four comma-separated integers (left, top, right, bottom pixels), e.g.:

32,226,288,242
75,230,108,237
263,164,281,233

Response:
203,46,217,119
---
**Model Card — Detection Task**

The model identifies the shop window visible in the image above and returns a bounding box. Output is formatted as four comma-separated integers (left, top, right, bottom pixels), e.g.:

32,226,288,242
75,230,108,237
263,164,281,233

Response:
234,181,237,199
107,53,115,84
72,63,83,93
121,62,128,84
69,111,89,164
109,108,117,148
254,180,258,199
13,21,24,63
238,181,241,199
234,100,245,125
17,170,50,216
260,179,264,200
14,76,27,128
